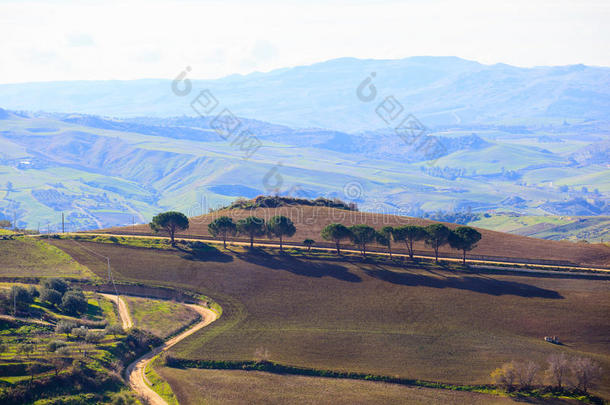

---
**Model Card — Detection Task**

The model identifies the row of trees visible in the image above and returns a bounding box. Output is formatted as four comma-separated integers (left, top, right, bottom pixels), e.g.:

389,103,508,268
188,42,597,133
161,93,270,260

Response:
203,213,482,263
321,223,481,263
491,353,602,393
208,215,295,251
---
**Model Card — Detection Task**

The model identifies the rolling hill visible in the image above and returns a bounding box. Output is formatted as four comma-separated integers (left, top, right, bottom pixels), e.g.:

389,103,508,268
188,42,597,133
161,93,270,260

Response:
1,57,610,131
1,109,608,236
48,234,610,401
103,204,610,268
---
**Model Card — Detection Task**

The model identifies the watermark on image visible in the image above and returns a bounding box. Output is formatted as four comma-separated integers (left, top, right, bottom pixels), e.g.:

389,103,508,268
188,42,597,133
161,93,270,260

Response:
171,67,262,160
356,73,446,166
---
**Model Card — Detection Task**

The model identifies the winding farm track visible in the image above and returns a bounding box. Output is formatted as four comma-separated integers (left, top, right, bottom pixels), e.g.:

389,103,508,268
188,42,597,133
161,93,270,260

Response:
99,293,133,329
119,301,218,405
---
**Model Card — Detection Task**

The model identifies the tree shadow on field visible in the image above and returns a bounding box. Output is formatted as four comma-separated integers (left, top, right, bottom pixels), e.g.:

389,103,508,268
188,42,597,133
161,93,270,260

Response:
235,248,362,283
364,266,563,299
176,243,233,263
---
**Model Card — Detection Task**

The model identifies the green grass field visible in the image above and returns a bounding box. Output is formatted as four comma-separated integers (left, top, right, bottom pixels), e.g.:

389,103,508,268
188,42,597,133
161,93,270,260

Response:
124,296,199,339
49,239,610,401
0,237,95,278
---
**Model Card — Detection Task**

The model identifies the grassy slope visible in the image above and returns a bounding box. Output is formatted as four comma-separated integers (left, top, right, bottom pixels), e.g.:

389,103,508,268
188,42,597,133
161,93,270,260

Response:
49,239,610,399
158,368,522,405
0,237,95,278
106,206,610,267
123,296,199,339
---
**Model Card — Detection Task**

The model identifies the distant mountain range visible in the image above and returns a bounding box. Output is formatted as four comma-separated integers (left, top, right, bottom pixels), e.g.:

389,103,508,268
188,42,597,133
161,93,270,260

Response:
0,56,608,239
1,56,609,132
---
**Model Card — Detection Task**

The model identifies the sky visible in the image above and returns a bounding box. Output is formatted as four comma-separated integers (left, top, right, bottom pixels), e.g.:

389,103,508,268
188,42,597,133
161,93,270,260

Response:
1,0,609,84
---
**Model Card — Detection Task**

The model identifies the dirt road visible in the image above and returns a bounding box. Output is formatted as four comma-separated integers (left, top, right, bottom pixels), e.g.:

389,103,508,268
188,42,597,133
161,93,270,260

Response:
78,232,610,273
100,293,133,329
123,302,218,405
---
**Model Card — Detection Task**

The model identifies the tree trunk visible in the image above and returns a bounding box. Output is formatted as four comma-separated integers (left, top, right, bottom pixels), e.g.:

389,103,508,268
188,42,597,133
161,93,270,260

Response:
279,235,283,252
250,235,254,249
434,245,439,263
463,249,466,265
223,236,227,248
388,243,392,259
336,241,341,255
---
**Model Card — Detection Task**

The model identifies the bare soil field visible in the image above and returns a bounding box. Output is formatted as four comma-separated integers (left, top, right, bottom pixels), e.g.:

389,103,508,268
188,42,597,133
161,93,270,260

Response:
49,239,610,399
157,368,538,405
104,206,610,267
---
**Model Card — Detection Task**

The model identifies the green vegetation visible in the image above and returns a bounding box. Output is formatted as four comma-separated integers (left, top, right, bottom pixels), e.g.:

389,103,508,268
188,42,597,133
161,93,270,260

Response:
123,296,200,339
424,224,452,262
393,225,427,259
47,240,610,401
449,226,483,264
222,196,358,212
348,224,376,256
266,215,296,252
0,237,94,278
149,211,189,245
208,216,237,248
0,286,159,404
321,223,351,254
146,357,179,405
236,216,266,249
469,214,610,243
303,239,315,252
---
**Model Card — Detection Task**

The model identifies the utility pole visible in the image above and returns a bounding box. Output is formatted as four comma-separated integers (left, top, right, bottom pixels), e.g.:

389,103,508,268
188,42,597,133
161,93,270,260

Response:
132,216,135,233
37,222,40,234
62,212,65,233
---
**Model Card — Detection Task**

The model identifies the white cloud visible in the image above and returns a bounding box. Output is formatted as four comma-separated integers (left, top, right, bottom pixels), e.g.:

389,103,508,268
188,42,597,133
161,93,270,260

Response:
0,0,608,84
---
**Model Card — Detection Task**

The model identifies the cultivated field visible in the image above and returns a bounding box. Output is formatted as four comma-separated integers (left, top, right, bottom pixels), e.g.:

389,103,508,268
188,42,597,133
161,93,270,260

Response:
0,237,95,278
104,206,610,267
50,239,610,400
157,368,526,405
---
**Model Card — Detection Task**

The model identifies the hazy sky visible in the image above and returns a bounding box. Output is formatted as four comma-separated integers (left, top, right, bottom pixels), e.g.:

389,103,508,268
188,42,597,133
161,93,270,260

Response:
1,0,608,83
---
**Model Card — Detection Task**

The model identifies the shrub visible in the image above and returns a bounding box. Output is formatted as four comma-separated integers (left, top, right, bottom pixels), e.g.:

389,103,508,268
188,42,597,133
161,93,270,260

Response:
61,290,88,315
41,278,69,295
571,356,602,393
491,361,517,390
40,288,63,306
56,320,77,338
71,327,87,340
47,340,67,353
85,330,104,343
27,285,40,298
9,286,33,311
105,324,124,338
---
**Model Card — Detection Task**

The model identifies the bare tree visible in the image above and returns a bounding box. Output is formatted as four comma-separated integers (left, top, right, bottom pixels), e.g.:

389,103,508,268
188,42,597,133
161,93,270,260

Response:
547,353,570,389
491,361,517,390
49,351,71,376
515,361,539,389
571,357,602,393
